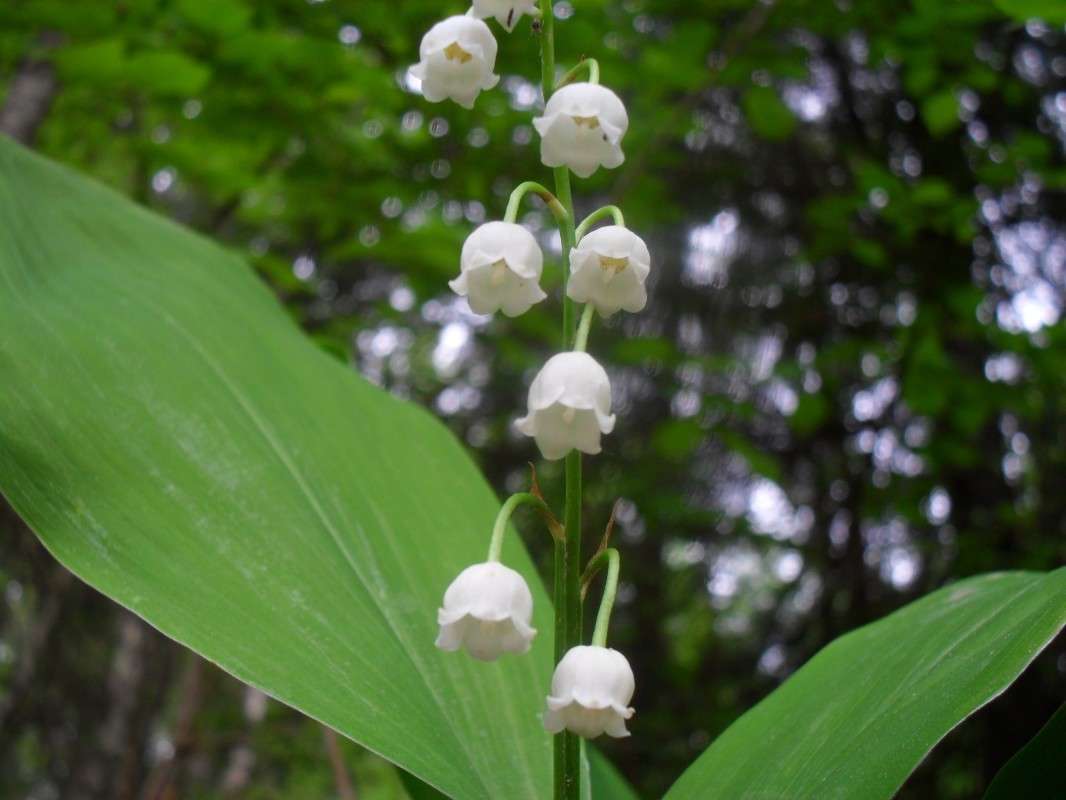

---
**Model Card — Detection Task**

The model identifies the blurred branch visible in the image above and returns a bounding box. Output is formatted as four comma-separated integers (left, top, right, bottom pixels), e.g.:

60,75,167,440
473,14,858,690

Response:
612,0,777,201
0,32,63,145
0,558,74,734
218,686,268,795
322,726,358,800
822,38,871,147
218,743,256,795
67,609,150,800
140,653,206,800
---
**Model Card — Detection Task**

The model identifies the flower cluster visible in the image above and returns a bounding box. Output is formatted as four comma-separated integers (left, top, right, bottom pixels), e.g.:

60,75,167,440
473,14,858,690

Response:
411,5,645,745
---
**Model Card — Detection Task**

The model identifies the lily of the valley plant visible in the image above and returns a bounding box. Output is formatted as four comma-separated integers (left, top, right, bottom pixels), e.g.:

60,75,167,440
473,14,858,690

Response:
410,3,647,798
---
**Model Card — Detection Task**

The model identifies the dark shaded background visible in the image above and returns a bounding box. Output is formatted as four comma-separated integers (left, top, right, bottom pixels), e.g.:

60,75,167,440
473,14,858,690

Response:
1,1,1064,798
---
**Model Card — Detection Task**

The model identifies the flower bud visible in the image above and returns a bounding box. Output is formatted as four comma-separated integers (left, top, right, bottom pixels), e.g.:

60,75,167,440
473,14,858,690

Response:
543,645,635,738
515,352,615,460
449,221,547,316
436,562,537,661
567,225,650,317
533,83,628,178
409,16,500,109
471,0,539,32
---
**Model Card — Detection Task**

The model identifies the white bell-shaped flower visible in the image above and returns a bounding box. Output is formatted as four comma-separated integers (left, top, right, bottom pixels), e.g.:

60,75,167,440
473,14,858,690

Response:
409,16,500,109
543,645,635,738
449,221,547,316
436,562,537,661
532,83,628,178
515,352,615,460
567,225,651,317
471,0,538,32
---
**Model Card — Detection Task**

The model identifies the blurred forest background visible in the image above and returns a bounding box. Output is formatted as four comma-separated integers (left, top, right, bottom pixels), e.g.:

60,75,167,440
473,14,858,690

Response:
2,0,1065,798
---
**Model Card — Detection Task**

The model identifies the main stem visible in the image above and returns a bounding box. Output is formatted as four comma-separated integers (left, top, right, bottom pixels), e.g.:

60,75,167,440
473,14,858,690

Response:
540,3,581,799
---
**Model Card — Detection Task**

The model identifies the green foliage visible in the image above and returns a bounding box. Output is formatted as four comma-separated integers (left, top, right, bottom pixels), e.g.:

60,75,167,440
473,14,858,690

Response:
176,0,252,36
53,38,126,83
789,390,828,437
921,90,961,137
666,571,1066,799
126,50,211,96
995,0,1066,25
652,419,704,461
742,86,796,141
719,430,781,482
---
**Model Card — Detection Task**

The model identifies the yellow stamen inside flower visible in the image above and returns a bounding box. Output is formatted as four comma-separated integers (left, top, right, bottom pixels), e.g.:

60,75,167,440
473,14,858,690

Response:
572,115,600,129
598,255,629,273
490,259,509,286
562,407,576,424
444,42,473,64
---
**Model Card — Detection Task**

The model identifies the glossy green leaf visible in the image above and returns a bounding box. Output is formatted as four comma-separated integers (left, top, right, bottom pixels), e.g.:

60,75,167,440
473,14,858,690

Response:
666,570,1066,799
0,139,638,798
984,702,1066,800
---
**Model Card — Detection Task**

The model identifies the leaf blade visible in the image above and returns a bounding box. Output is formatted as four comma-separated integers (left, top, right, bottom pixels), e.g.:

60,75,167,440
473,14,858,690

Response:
0,138,556,798
665,569,1066,800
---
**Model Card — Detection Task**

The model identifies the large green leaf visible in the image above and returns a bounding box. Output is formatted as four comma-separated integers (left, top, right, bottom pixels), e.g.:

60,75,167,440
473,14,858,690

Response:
666,569,1066,799
0,138,639,798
